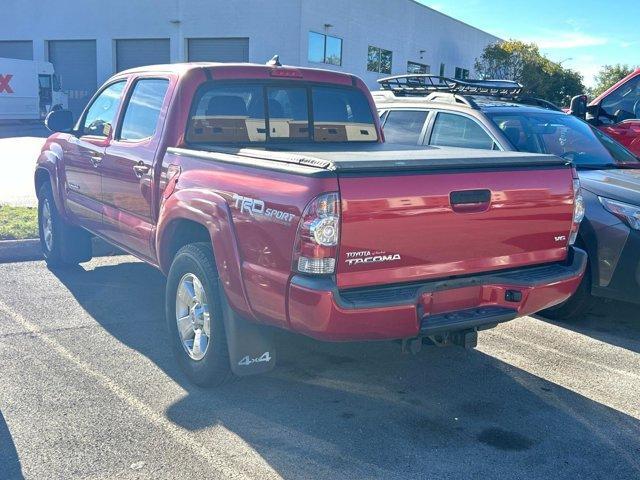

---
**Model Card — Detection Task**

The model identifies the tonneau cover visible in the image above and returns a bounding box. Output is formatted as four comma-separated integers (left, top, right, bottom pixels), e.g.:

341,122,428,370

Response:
187,143,568,172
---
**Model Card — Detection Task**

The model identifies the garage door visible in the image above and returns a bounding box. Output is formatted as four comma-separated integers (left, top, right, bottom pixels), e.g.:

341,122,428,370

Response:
187,38,249,62
0,41,33,60
48,40,97,117
115,39,170,72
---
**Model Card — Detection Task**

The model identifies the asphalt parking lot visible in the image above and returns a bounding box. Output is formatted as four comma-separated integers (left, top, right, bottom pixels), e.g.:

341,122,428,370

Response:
0,255,639,480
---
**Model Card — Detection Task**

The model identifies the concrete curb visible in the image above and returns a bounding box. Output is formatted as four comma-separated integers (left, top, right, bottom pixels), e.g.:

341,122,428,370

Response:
0,237,123,264
0,239,41,263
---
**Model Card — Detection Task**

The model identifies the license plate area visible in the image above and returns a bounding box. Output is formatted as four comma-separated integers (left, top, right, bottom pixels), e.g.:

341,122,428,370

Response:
419,286,484,316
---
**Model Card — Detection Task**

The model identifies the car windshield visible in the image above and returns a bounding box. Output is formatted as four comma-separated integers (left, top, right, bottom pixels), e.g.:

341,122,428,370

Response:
487,111,639,167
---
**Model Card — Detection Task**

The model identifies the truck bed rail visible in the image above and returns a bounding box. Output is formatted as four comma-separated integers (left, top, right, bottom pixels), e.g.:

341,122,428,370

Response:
168,144,570,174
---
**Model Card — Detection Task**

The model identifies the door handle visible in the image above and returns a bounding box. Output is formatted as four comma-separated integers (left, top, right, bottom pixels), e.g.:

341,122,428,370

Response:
133,163,150,178
90,155,103,167
450,189,492,213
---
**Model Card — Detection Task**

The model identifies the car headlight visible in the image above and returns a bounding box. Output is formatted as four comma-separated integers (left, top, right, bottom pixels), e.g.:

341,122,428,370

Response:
599,197,640,230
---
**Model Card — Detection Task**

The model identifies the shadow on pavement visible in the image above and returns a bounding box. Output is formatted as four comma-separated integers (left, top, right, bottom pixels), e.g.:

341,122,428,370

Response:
0,238,124,265
0,120,49,139
0,411,24,480
540,299,640,354
50,259,640,479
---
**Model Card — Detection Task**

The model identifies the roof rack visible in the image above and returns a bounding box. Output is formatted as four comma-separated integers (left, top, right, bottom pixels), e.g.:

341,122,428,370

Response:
377,74,524,97
512,96,562,112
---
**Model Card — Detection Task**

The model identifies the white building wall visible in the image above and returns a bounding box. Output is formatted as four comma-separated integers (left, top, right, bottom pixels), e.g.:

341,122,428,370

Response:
298,0,499,88
0,0,499,89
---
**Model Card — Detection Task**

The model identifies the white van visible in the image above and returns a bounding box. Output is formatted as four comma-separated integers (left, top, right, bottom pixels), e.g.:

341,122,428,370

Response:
0,57,69,120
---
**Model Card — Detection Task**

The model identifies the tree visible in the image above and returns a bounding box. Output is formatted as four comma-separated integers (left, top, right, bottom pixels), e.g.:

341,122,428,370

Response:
590,64,636,98
475,40,585,107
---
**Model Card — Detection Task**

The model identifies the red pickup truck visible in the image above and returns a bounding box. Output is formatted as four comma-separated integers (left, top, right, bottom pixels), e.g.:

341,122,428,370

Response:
37,61,586,386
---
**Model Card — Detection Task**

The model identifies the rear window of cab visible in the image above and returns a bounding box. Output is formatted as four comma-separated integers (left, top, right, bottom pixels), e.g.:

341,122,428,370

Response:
186,83,378,144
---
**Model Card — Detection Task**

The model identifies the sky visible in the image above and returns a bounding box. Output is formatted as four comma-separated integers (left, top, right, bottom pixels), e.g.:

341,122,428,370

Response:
418,0,639,87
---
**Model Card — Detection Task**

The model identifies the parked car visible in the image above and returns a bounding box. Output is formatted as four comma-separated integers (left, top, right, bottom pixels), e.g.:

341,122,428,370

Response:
578,68,640,156
0,57,68,120
36,62,585,386
375,74,640,320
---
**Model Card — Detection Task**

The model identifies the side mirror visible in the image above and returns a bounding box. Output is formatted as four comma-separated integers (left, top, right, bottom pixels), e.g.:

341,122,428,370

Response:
569,95,587,118
45,109,74,133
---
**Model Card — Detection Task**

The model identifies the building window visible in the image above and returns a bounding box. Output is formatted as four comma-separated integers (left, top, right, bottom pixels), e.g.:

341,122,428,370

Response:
407,61,430,74
308,31,342,66
455,67,470,79
367,46,392,74
439,63,446,77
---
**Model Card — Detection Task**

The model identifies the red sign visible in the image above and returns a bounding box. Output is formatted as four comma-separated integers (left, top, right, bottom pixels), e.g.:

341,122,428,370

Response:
0,74,14,94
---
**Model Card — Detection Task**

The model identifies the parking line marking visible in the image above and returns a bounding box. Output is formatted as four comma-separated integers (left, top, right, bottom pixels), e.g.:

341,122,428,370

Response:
0,299,281,480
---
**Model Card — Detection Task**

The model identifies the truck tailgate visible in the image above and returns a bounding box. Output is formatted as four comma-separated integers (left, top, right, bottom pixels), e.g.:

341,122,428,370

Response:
337,166,575,289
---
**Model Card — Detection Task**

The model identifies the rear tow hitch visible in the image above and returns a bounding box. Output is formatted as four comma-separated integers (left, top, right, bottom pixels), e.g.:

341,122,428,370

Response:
423,329,478,350
401,337,423,355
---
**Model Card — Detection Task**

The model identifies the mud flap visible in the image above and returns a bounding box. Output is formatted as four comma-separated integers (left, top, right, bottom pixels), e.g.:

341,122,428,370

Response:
222,301,276,376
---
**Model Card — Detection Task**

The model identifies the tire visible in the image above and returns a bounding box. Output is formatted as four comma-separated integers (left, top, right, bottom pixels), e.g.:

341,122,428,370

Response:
165,242,232,387
540,263,594,321
38,182,92,267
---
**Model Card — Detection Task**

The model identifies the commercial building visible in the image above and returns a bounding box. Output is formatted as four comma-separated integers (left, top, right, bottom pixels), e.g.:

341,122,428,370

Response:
0,0,499,115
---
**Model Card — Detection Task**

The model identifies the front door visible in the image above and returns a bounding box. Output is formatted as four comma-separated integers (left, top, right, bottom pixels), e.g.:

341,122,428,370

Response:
100,77,170,261
63,80,127,232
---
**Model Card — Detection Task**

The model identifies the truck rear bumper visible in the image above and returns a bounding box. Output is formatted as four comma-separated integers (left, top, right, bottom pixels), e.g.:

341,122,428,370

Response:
287,247,587,341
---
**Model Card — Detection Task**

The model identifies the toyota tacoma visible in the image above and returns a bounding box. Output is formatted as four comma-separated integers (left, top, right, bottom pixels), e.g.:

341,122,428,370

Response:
36,60,586,385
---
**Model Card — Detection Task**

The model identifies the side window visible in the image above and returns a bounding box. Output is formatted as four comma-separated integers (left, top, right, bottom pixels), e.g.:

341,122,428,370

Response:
82,81,126,137
119,79,170,141
382,110,428,145
600,75,640,122
367,46,392,74
430,112,494,150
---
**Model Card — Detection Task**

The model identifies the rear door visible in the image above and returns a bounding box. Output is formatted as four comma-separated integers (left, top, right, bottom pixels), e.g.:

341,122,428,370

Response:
381,109,430,145
63,80,126,231
426,111,499,150
100,76,171,260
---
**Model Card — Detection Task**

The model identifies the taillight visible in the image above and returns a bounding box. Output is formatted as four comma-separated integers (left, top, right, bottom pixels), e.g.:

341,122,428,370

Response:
569,170,585,245
293,192,340,275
